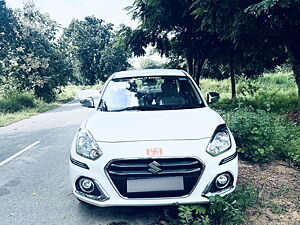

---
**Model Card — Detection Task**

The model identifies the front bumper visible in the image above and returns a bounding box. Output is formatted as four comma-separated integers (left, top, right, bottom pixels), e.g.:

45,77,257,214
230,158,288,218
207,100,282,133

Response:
69,138,238,207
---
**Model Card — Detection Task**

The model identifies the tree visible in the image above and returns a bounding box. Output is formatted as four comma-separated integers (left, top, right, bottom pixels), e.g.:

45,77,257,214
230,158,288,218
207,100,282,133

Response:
126,0,218,85
245,0,300,112
99,24,132,80
61,16,112,85
0,1,71,102
139,58,163,69
192,0,298,109
61,18,131,85
0,0,20,82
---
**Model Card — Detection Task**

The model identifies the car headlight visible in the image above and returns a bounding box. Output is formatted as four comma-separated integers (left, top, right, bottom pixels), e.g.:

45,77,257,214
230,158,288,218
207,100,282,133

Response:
206,124,231,156
76,128,102,160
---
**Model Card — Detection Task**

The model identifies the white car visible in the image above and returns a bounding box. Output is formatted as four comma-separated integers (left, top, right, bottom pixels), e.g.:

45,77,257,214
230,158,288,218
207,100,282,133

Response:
69,69,238,207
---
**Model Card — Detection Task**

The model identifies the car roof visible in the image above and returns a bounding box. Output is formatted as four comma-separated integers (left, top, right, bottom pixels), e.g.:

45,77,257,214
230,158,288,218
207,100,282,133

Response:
111,69,188,79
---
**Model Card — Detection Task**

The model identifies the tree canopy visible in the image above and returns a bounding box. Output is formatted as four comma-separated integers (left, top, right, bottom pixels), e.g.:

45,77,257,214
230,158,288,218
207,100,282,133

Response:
0,1,132,100
126,0,300,111
61,17,131,85
192,0,300,109
0,1,71,102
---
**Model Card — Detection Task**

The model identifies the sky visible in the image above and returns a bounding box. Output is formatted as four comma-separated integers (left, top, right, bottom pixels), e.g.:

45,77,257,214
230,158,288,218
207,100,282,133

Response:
5,0,139,28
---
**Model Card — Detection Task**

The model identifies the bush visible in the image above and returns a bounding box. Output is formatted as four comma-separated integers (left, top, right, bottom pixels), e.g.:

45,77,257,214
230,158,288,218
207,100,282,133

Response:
175,185,259,225
279,121,300,166
222,108,300,164
224,108,283,162
0,91,36,113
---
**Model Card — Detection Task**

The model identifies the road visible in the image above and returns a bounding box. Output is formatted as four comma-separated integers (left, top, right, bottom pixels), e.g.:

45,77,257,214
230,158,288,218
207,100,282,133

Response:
0,91,162,225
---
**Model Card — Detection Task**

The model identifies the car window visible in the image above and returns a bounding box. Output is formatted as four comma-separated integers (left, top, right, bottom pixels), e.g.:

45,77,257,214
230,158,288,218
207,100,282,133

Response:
98,76,205,112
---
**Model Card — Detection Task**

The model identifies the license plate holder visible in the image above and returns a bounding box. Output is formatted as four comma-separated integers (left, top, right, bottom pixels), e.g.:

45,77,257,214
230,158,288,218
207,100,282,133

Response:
127,176,184,193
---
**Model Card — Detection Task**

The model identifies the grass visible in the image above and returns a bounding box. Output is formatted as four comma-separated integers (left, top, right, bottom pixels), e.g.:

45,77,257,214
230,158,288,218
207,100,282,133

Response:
0,102,60,126
65,82,103,91
201,72,298,114
0,86,77,127
0,82,103,127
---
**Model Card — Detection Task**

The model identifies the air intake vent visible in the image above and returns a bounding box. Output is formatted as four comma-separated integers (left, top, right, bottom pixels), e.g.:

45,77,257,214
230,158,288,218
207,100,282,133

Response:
70,156,89,170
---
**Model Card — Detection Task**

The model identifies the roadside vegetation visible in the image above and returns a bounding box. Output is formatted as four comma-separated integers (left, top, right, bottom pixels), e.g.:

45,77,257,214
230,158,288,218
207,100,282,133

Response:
0,87,77,126
151,71,300,225
0,82,103,127
157,185,259,225
202,71,300,166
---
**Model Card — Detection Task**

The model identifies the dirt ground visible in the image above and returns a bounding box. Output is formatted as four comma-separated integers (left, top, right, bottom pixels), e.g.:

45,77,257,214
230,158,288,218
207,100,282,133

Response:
238,160,300,225
285,112,300,124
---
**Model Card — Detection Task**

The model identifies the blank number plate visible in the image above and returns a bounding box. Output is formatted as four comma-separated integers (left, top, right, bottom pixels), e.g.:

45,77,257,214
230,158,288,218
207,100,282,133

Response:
127,176,184,193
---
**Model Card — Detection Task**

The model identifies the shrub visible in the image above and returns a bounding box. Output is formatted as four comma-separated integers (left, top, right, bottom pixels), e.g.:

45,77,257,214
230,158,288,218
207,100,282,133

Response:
278,121,300,167
0,91,36,113
221,108,300,164
175,185,259,225
224,108,283,162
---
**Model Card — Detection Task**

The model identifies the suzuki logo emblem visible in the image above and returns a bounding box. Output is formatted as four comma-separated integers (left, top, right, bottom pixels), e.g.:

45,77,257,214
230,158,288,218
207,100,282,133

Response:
148,161,162,174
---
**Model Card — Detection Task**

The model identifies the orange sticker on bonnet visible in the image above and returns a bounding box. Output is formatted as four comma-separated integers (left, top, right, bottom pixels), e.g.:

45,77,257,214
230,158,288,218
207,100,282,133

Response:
146,148,163,156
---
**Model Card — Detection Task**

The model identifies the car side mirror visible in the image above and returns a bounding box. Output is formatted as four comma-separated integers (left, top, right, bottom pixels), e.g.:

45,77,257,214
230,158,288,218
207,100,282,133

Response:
207,92,220,104
80,97,95,108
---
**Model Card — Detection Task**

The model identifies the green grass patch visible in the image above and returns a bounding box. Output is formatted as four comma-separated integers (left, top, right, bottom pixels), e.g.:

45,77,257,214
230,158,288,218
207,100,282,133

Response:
0,83,103,127
0,87,77,127
0,102,60,126
0,91,36,113
202,72,298,114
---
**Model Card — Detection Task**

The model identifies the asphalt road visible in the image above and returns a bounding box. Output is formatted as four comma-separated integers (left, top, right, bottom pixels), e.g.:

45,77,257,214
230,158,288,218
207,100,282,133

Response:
0,91,162,225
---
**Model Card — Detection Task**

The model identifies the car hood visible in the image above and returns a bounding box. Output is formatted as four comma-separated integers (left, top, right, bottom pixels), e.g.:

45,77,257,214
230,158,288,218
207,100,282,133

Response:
84,107,222,142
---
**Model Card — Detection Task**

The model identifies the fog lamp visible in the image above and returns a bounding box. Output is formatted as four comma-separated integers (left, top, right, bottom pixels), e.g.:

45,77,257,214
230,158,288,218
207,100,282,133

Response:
215,173,230,189
79,178,95,193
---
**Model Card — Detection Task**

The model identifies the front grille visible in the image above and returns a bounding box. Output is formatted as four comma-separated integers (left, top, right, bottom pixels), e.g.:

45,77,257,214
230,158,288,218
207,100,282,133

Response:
106,158,204,198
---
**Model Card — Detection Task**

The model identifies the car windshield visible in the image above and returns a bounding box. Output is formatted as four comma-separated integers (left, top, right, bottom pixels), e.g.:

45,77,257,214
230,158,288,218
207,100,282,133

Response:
98,76,205,112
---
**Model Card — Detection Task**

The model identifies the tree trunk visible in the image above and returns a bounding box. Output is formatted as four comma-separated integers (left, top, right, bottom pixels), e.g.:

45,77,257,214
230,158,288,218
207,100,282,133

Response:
292,61,300,113
289,44,300,113
229,58,237,100
194,59,205,88
186,51,194,76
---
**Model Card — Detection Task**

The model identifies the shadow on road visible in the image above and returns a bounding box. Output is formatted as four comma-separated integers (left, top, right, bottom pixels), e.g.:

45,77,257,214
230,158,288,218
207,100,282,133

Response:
76,202,165,224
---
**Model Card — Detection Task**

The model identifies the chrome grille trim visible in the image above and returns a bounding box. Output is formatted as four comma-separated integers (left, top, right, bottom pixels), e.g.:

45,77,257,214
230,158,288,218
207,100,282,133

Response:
109,160,199,168
108,168,201,176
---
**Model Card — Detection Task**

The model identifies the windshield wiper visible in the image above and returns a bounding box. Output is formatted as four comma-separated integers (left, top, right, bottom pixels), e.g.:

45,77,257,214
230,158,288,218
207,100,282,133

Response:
110,105,168,112
167,104,204,110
